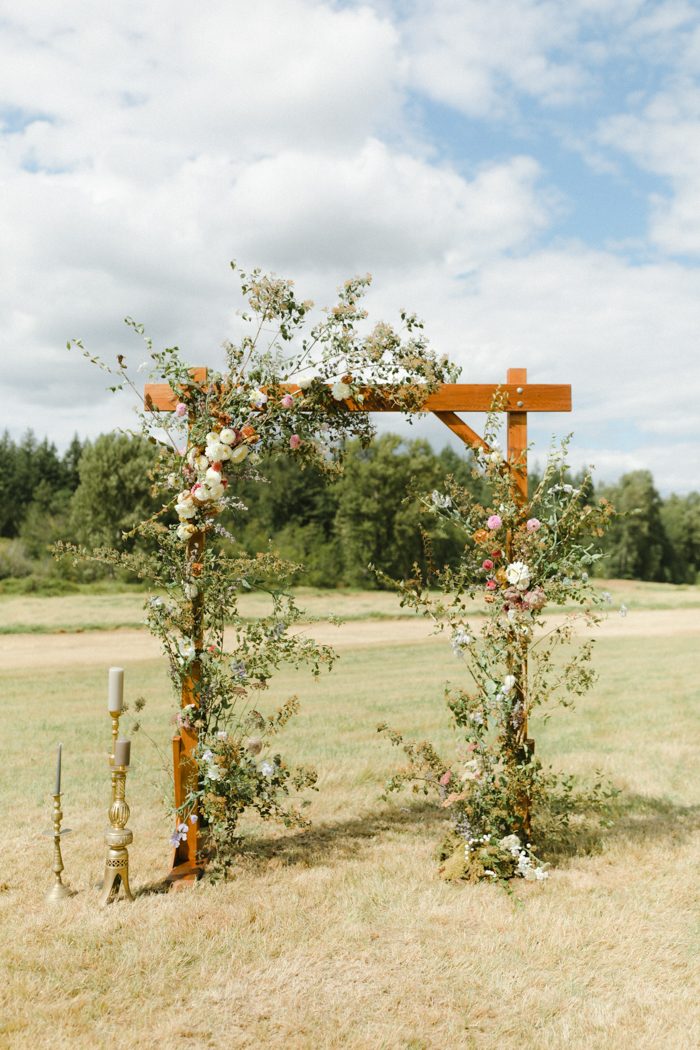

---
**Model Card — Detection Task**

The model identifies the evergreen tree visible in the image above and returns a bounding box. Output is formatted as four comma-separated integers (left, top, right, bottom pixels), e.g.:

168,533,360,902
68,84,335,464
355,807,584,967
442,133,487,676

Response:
599,470,672,580
68,433,160,551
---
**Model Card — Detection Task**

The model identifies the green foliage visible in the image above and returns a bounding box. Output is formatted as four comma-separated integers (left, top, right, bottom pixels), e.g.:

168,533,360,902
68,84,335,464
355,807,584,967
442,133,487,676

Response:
598,470,671,581
66,264,459,872
378,425,616,883
0,430,83,540
334,436,484,587
68,432,160,552
660,492,700,583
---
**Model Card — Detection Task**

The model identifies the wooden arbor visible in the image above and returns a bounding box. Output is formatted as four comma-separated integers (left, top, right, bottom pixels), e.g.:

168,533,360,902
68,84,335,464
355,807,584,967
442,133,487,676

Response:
145,367,572,884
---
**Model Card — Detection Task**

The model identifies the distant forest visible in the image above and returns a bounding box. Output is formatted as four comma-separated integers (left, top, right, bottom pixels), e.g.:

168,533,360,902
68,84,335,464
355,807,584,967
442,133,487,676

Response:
1,429,698,592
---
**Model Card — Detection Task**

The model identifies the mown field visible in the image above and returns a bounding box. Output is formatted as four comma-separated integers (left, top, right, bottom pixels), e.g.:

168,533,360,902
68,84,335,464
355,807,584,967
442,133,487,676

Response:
1,584,699,1049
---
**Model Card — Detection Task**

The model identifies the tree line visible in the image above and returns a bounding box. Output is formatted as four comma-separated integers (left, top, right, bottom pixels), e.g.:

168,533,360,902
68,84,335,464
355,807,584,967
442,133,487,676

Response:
0,429,698,589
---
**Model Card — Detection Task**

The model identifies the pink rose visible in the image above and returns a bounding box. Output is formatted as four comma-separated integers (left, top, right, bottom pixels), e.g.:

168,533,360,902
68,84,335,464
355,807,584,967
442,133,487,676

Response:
281,394,294,408
482,559,494,571
439,771,452,787
486,579,497,591
487,514,502,530
522,587,546,611
289,434,301,449
175,402,188,418
526,518,541,532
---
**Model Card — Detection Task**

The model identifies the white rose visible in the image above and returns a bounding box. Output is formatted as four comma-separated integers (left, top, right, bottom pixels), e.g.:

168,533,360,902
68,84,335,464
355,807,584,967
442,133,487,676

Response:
188,452,209,471
251,389,268,406
175,497,197,520
505,561,530,591
176,523,196,540
499,834,521,856
205,431,219,444
331,380,352,401
502,674,517,693
297,375,314,390
229,444,249,465
219,428,236,445
205,441,228,462
201,480,225,501
205,467,224,484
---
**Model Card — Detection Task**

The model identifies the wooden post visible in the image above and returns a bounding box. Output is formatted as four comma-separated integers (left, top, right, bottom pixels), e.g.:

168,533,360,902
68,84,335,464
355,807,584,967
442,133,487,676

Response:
506,367,528,502
506,367,533,839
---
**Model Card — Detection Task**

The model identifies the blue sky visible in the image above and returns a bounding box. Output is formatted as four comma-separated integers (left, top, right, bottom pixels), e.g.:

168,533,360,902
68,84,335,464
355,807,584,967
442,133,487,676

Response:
1,0,700,492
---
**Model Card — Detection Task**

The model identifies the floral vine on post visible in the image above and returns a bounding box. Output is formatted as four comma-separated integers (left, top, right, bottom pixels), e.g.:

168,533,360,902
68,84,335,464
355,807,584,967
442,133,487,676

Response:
63,263,460,875
378,414,615,885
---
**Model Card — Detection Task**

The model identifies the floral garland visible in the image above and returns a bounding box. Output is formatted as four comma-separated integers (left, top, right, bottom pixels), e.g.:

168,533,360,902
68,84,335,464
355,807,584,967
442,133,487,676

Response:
66,263,459,874
379,418,616,884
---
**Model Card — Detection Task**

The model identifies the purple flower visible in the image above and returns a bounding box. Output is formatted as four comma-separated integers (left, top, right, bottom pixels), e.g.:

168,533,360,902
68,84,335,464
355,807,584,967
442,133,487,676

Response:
281,394,294,408
487,514,502,530
175,402,188,417
526,518,541,532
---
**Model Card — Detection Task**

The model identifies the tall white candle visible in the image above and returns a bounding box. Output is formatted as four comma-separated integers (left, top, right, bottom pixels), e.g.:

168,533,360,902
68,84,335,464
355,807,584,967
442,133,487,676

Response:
54,743,62,795
108,667,124,713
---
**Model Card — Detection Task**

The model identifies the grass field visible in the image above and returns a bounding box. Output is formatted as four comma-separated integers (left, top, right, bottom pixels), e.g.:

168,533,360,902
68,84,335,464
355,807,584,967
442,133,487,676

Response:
1,585,700,1049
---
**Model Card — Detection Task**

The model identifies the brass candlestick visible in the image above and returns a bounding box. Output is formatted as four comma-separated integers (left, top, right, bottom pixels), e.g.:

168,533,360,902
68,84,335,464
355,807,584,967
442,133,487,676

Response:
100,765,134,904
46,794,74,902
109,709,122,803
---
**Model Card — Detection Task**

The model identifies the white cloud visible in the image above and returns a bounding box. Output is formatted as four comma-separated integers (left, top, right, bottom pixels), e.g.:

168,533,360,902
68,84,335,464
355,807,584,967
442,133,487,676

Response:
400,0,587,118
358,245,700,492
599,87,700,256
0,0,699,496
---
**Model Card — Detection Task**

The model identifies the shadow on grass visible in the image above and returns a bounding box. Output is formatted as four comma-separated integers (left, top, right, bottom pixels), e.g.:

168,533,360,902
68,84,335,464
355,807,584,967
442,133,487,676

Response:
135,792,700,891
237,799,449,871
541,791,700,865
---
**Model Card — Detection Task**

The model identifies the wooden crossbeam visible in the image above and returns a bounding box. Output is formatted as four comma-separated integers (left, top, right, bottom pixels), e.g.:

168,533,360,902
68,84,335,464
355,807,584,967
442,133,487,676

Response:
145,380,571,414
433,411,490,452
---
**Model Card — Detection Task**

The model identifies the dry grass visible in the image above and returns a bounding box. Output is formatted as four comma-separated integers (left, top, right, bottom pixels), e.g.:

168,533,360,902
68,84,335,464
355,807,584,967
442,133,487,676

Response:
1,592,700,1049
1,578,699,635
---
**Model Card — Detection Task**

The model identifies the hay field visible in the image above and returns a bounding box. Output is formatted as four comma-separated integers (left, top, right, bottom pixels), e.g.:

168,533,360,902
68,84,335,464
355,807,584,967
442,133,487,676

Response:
1,585,699,1049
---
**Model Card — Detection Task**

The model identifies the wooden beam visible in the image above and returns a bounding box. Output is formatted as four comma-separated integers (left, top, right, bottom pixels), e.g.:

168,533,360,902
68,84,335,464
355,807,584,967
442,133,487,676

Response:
144,367,208,411
506,368,528,503
433,411,490,452
145,380,572,414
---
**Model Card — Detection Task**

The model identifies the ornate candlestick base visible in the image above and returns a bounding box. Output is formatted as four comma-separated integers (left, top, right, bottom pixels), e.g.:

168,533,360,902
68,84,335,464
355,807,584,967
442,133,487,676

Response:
100,766,134,905
46,793,74,902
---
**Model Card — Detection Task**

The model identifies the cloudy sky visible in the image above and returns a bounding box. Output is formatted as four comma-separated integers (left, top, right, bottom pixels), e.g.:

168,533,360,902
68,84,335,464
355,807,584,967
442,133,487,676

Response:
2,0,700,492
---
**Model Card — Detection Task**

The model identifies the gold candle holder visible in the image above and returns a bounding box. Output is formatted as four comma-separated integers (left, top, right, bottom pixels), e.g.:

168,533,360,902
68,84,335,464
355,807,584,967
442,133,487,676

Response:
108,709,122,803
100,765,134,904
46,794,74,902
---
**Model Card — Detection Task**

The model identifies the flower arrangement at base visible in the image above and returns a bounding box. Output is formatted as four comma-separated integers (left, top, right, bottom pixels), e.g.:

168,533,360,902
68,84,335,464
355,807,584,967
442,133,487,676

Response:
61,263,459,876
378,415,616,885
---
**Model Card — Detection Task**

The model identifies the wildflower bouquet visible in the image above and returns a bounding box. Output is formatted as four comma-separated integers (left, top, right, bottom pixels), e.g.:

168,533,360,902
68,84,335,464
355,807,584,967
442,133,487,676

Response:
66,263,459,873
379,416,615,884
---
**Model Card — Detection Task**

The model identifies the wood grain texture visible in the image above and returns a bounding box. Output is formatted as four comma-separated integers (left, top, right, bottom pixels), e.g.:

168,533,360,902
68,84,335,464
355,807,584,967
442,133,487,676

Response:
506,368,528,503
434,410,490,451
145,380,572,413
